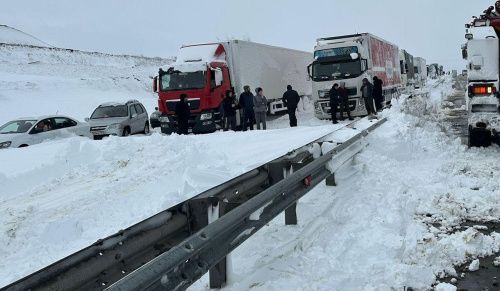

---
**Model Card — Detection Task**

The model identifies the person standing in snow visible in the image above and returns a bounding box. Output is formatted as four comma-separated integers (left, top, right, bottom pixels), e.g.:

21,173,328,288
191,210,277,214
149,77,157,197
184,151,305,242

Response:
372,76,384,111
282,85,300,127
222,90,238,131
253,87,268,130
360,78,377,116
329,83,340,124
338,82,353,121
175,94,190,134
239,85,255,131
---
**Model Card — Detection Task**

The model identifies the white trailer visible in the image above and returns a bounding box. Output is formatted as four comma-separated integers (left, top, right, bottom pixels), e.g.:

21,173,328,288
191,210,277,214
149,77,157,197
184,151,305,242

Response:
225,40,313,114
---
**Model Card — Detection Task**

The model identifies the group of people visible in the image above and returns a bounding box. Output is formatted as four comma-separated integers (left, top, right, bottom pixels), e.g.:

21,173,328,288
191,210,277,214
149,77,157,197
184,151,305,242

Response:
174,85,301,134
328,76,384,123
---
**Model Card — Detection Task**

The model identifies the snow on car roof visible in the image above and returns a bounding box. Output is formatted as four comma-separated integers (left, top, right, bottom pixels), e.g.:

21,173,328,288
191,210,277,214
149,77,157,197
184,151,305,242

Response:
13,115,78,121
99,102,127,107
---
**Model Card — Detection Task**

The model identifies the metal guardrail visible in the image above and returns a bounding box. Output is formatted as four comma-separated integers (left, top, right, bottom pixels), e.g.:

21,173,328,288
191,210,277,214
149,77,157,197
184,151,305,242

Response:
2,118,385,291
107,118,387,291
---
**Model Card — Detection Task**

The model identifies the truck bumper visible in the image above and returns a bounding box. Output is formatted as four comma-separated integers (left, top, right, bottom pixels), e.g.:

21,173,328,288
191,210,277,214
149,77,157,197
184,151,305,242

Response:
160,112,219,134
314,98,367,120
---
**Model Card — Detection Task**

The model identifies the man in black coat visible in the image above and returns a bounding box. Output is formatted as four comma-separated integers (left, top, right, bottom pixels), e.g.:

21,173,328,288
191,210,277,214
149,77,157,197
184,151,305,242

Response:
282,85,300,127
222,90,237,131
337,82,353,121
372,76,384,111
175,94,190,134
329,83,340,124
239,85,255,131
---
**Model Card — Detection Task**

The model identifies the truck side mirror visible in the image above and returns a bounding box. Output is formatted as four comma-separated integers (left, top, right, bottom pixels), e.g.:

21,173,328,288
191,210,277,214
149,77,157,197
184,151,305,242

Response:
153,76,158,93
307,64,312,78
361,59,367,71
215,69,223,87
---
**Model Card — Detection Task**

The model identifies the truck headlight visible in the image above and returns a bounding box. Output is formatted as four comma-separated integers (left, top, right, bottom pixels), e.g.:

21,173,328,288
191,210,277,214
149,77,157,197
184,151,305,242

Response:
200,113,213,120
0,141,12,149
159,116,169,123
318,90,327,98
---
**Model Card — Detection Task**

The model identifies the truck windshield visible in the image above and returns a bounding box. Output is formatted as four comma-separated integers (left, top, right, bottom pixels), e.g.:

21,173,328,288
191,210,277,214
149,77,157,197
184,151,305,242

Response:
91,105,128,119
312,60,362,81
160,71,206,91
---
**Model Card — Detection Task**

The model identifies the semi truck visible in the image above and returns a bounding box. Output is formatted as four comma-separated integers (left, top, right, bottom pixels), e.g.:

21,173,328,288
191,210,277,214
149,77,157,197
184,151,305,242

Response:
153,40,312,134
308,33,402,119
399,49,416,89
462,2,500,146
413,57,427,89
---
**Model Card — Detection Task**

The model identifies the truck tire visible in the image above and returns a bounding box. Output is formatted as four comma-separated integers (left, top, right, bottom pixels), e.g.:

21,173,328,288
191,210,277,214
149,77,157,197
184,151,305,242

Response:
468,127,491,147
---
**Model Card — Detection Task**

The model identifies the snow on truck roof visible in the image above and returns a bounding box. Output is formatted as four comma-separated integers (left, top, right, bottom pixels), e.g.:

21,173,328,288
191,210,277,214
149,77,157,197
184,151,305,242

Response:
170,43,226,72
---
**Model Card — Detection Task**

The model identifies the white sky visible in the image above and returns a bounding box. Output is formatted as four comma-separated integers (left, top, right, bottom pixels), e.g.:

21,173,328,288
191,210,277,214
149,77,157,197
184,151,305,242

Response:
0,0,494,70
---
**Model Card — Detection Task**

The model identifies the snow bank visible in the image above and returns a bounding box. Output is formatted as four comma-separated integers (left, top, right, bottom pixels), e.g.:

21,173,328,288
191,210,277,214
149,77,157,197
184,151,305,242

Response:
0,123,346,287
0,25,51,47
189,77,500,290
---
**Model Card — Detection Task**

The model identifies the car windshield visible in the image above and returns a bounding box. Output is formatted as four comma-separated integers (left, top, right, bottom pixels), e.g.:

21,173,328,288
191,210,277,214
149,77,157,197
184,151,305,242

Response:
312,60,362,81
91,105,128,119
160,71,206,91
0,120,37,134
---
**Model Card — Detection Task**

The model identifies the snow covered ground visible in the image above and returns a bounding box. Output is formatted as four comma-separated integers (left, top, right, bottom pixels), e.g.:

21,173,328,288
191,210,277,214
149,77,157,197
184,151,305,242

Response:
189,77,500,290
0,43,170,126
1,30,499,290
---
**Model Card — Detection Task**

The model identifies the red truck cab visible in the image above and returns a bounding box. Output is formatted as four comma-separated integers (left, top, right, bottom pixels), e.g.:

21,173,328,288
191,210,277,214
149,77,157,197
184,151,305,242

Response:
154,44,232,134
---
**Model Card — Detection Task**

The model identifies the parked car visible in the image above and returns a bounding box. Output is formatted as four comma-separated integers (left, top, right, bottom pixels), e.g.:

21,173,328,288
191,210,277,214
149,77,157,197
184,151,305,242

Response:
150,107,161,128
0,115,91,149
87,100,149,139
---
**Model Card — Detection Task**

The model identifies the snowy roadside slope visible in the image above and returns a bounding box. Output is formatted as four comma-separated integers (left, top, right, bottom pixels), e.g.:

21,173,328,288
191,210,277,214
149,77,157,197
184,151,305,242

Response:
0,25,51,47
0,43,171,124
0,122,365,287
190,78,500,291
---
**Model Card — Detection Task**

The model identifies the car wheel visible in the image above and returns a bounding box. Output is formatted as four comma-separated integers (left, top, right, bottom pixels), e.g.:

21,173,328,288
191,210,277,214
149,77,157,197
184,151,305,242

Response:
144,123,150,135
122,127,130,137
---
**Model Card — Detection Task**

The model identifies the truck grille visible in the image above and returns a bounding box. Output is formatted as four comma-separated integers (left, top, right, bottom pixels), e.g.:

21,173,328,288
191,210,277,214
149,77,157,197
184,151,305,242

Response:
166,99,200,111
318,88,358,99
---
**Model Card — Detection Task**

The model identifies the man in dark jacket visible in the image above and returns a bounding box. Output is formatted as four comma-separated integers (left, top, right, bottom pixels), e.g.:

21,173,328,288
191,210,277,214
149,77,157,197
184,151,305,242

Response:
372,76,384,111
329,83,340,124
222,90,237,131
239,85,255,131
282,85,300,127
337,82,353,121
361,78,376,116
175,94,190,134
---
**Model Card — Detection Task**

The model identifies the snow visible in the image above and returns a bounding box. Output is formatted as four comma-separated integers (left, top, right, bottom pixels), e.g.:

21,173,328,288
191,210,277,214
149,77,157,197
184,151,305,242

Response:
0,25,51,47
435,283,457,291
1,39,500,291
188,77,500,290
468,259,480,271
0,44,171,126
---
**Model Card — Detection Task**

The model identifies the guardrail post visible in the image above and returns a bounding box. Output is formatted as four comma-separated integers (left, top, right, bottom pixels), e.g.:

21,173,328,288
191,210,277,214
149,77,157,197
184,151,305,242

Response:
326,173,336,186
210,201,240,289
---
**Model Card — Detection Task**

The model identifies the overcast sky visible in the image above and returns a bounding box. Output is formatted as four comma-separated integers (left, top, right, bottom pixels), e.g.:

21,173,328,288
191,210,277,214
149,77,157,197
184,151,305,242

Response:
0,0,494,69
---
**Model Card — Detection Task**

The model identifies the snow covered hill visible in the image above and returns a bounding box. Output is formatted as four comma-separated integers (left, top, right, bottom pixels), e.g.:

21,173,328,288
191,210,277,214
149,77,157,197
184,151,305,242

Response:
0,25,51,47
0,41,172,125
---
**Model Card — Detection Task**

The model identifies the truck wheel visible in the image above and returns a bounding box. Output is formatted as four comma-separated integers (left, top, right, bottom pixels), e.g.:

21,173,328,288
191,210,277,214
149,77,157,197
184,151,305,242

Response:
122,127,130,137
143,123,150,135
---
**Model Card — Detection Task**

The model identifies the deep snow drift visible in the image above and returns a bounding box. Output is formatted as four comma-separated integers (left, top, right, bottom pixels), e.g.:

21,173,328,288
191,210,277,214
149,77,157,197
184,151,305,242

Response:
189,78,500,290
